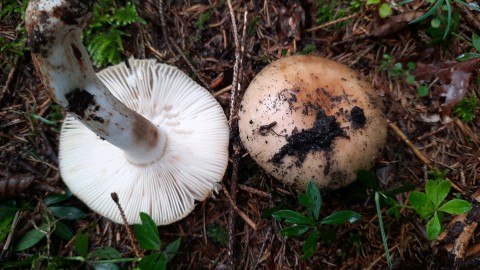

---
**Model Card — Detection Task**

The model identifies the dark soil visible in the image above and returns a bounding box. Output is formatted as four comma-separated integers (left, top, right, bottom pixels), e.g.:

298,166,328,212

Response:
1,0,480,269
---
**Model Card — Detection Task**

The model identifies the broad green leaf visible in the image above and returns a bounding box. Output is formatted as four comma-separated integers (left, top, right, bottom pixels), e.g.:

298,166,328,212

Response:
433,181,451,207
44,189,72,206
357,169,379,190
366,0,380,4
92,263,120,270
88,247,121,260
417,202,436,218
164,238,181,261
133,212,161,250
320,210,361,225
473,33,480,51
408,191,429,210
53,220,74,240
138,252,166,270
417,84,429,97
280,225,311,237
0,214,14,242
306,181,321,221
301,227,318,260
425,180,437,200
298,193,311,208
14,228,46,251
456,52,480,61
271,210,315,226
438,199,472,214
426,212,442,240
49,206,87,220
379,3,392,18
75,232,89,257
138,252,161,270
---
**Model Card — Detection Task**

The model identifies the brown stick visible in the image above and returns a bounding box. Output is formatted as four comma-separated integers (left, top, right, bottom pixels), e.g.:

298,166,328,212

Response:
387,121,432,165
111,192,143,258
221,182,257,230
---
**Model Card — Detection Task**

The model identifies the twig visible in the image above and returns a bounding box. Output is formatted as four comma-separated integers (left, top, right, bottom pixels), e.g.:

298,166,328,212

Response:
238,184,270,198
0,56,18,103
221,182,257,230
0,211,22,261
387,120,432,165
226,0,248,267
305,14,357,32
111,193,143,258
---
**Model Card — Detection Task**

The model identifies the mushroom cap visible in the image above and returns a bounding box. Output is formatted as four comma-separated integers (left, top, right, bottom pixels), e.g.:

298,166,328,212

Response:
59,58,229,225
238,55,386,190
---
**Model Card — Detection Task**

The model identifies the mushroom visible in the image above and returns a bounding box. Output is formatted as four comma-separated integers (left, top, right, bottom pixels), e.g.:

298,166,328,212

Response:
238,55,386,190
25,0,229,225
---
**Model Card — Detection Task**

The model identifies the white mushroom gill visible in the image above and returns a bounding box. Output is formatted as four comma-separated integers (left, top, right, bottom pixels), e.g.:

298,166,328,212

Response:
26,0,229,225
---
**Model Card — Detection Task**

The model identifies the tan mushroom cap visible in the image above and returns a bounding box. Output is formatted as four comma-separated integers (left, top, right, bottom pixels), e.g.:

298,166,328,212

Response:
238,55,387,190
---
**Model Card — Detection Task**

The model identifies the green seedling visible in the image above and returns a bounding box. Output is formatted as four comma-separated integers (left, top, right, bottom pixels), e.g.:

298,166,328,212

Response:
133,212,181,270
457,33,480,61
84,1,145,67
381,54,429,97
405,0,478,39
453,92,478,123
367,0,392,18
272,181,361,259
315,0,356,29
193,10,213,42
409,179,472,240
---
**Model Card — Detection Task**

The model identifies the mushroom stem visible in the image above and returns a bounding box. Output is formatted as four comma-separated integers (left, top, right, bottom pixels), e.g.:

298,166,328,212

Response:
26,0,166,164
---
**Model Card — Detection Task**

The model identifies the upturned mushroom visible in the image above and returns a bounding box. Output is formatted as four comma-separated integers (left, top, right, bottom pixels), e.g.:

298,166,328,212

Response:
25,0,229,225
239,55,386,190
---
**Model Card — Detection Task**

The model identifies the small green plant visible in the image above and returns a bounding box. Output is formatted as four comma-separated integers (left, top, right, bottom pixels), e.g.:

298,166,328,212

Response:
457,33,480,61
409,179,472,240
406,0,479,39
381,54,429,97
453,92,479,123
193,10,213,42
314,0,356,29
84,1,145,67
271,181,361,259
133,212,181,270
366,0,392,18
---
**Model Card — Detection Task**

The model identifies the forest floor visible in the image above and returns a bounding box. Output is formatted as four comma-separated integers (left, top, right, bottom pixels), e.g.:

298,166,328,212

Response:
1,0,480,269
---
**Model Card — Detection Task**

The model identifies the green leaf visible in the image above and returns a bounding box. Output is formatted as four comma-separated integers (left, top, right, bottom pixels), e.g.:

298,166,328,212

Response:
53,220,74,240
138,253,166,270
133,212,161,251
410,0,445,25
92,263,120,270
357,169,379,190
44,190,73,206
298,193,311,208
426,212,442,240
301,227,318,260
417,84,429,97
438,199,472,214
75,232,89,257
379,3,392,18
88,247,121,260
13,228,46,251
49,206,87,220
280,225,311,237
431,18,441,28
472,33,480,51
366,0,380,4
164,238,181,261
425,180,437,200
0,214,14,242
271,210,315,226
433,181,451,207
306,181,321,221
409,191,429,209
320,210,361,225
207,224,228,246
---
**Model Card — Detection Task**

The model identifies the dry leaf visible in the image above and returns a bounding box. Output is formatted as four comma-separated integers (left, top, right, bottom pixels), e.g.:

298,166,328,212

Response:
372,11,423,38
0,174,35,200
413,59,480,113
